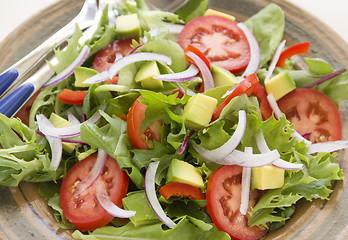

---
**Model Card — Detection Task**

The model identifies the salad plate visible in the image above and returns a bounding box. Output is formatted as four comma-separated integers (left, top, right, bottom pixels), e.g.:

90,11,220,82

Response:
0,0,347,239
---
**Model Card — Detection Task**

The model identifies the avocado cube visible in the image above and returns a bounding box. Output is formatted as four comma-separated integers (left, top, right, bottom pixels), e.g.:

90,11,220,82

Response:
251,165,285,190
135,61,163,90
211,64,239,87
203,8,236,21
49,113,79,153
116,13,141,39
122,191,159,227
265,70,296,100
166,159,204,188
182,93,217,129
74,66,98,88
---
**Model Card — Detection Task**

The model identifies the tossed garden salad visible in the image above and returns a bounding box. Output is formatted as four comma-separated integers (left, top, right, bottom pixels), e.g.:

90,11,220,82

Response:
2,0,348,239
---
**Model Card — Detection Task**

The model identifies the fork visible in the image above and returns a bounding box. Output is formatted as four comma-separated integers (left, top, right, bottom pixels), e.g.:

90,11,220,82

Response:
0,0,109,118
0,0,98,99
0,0,187,118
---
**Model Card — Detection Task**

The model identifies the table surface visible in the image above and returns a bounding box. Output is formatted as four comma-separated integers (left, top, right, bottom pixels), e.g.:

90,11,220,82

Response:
0,0,348,44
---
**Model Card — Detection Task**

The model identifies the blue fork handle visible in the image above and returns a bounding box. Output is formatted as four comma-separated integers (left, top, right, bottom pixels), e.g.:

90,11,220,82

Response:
0,69,19,96
0,82,34,117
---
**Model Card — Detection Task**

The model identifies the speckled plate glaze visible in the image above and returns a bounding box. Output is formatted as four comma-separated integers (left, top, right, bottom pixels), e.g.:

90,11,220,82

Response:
0,0,347,239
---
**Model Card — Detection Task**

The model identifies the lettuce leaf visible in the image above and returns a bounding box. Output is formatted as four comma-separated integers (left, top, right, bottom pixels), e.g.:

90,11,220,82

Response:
0,114,60,186
246,117,343,229
245,3,285,67
72,217,230,240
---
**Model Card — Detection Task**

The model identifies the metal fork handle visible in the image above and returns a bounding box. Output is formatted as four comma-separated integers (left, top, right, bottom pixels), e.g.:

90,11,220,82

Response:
0,59,55,118
0,0,97,99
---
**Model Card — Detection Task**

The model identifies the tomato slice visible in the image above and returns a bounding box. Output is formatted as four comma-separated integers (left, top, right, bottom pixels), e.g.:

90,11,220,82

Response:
159,182,206,200
57,89,87,105
94,39,137,83
127,97,162,149
211,73,259,121
60,153,129,231
277,88,342,142
276,42,310,68
252,83,273,120
206,165,268,240
94,39,136,72
178,15,250,74
15,90,41,125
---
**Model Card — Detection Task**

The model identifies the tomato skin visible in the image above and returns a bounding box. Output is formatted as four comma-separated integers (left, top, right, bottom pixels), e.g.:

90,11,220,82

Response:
184,45,210,93
276,42,310,68
185,44,211,69
178,15,250,74
60,154,129,231
277,88,342,142
252,83,273,120
127,97,162,149
57,89,87,105
206,165,268,240
94,39,136,83
211,73,259,121
159,182,206,200
94,39,136,72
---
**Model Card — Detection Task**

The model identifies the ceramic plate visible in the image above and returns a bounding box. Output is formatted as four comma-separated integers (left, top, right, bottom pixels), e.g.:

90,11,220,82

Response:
0,0,347,239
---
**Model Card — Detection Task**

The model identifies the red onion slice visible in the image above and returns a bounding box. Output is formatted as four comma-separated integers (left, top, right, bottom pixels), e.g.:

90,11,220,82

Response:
67,112,81,125
240,147,252,215
266,93,282,119
193,110,246,161
154,64,199,82
74,149,108,196
237,23,260,77
175,83,196,96
83,71,110,84
43,45,90,87
255,131,303,170
224,149,279,167
36,105,105,139
84,53,172,84
264,40,286,84
178,130,195,154
36,114,62,170
186,51,214,92
96,183,136,218
307,140,348,154
145,161,176,229
304,68,346,88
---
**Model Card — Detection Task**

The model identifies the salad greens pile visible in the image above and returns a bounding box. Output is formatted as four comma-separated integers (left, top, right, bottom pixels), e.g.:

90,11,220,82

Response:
0,0,346,239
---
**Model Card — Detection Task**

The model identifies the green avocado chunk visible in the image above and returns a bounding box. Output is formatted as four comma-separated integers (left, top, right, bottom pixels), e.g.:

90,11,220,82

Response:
182,93,217,129
251,165,284,190
211,64,239,87
116,13,142,39
166,159,204,188
122,190,159,227
135,61,163,90
265,70,296,100
74,66,98,88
